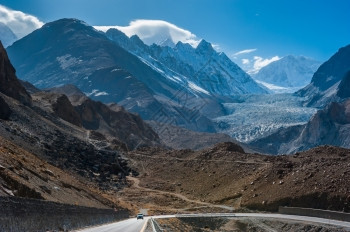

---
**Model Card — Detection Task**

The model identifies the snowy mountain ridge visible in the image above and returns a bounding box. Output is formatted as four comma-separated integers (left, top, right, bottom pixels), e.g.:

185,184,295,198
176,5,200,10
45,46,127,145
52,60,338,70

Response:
105,28,268,97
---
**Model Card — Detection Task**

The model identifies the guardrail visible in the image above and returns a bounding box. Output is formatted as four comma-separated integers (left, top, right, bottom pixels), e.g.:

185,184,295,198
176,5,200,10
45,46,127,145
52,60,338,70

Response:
0,196,129,232
175,213,234,218
279,206,350,222
150,217,163,232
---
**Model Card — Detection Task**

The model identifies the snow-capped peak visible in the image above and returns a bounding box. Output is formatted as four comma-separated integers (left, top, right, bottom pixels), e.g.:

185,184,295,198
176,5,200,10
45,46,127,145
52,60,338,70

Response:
252,55,322,92
159,38,175,47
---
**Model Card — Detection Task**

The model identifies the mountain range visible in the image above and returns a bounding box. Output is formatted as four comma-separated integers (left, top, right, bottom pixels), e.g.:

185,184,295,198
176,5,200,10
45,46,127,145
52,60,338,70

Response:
6,19,215,132
6,18,268,134
4,18,350,156
105,28,267,96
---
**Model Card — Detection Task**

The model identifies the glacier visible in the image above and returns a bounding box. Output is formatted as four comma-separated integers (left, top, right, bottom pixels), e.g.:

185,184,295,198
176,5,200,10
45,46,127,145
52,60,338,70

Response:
213,93,317,142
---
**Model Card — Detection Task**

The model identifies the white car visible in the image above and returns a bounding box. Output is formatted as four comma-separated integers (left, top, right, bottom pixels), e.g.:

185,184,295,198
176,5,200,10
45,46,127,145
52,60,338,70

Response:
136,213,144,220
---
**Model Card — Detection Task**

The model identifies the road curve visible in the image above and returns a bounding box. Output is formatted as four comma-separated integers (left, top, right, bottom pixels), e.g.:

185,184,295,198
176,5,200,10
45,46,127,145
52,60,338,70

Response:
75,213,350,232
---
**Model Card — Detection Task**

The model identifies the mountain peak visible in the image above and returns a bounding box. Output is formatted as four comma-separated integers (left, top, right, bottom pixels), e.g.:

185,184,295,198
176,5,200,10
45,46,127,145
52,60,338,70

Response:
159,38,175,48
106,28,128,38
175,41,194,52
130,34,147,47
43,18,97,34
196,39,214,53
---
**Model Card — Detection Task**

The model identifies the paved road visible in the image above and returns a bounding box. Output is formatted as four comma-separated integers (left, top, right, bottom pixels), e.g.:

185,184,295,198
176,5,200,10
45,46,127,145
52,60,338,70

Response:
75,217,148,232
183,213,350,229
76,213,350,232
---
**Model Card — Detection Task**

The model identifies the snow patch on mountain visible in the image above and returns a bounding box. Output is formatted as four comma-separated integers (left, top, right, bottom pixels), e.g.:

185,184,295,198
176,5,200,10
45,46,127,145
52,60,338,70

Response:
56,54,81,70
86,89,109,97
188,81,210,95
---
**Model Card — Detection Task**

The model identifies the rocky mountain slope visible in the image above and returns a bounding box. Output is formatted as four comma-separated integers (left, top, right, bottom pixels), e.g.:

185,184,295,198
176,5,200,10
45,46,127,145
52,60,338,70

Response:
249,99,350,154
6,18,219,133
0,136,115,208
0,40,158,208
125,143,350,213
252,55,321,92
0,41,31,106
0,23,17,47
296,44,350,107
106,28,267,96
36,85,161,150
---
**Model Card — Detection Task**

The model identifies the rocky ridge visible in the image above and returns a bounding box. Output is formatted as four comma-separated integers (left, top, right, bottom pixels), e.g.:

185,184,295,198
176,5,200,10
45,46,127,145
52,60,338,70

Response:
297,44,350,107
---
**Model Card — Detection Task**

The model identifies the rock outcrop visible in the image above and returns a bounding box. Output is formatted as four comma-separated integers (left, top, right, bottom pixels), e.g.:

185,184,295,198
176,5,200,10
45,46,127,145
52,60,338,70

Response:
0,96,11,120
0,41,31,105
52,94,82,127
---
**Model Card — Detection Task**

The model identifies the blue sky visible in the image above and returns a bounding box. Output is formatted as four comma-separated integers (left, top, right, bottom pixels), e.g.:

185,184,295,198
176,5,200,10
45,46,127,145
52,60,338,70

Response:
1,0,350,71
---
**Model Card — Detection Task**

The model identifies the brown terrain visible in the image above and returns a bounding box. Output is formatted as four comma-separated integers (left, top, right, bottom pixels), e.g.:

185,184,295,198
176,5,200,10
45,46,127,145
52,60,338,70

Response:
119,143,350,214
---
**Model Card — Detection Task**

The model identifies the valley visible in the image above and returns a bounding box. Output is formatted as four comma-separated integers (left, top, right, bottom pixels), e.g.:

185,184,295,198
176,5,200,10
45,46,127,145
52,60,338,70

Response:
0,2,349,231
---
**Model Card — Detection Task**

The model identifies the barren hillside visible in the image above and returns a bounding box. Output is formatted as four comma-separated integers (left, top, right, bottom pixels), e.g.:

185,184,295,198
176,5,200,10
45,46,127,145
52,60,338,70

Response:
123,143,350,213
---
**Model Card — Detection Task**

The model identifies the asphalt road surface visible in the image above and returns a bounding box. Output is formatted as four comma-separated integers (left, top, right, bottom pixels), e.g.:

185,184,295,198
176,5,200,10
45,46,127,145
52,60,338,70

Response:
75,217,148,232
76,213,350,232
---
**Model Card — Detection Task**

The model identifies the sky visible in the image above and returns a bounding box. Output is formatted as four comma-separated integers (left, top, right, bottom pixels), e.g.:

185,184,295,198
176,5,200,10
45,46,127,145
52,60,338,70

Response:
0,0,350,72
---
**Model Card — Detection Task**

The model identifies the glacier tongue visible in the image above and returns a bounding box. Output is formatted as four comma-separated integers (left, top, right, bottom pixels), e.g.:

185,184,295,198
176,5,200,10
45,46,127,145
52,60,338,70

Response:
213,93,317,143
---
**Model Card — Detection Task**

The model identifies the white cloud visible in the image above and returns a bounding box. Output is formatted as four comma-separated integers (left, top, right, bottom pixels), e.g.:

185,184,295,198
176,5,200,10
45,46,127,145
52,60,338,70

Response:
0,5,43,39
233,48,257,56
242,58,250,64
248,56,280,74
94,19,201,47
